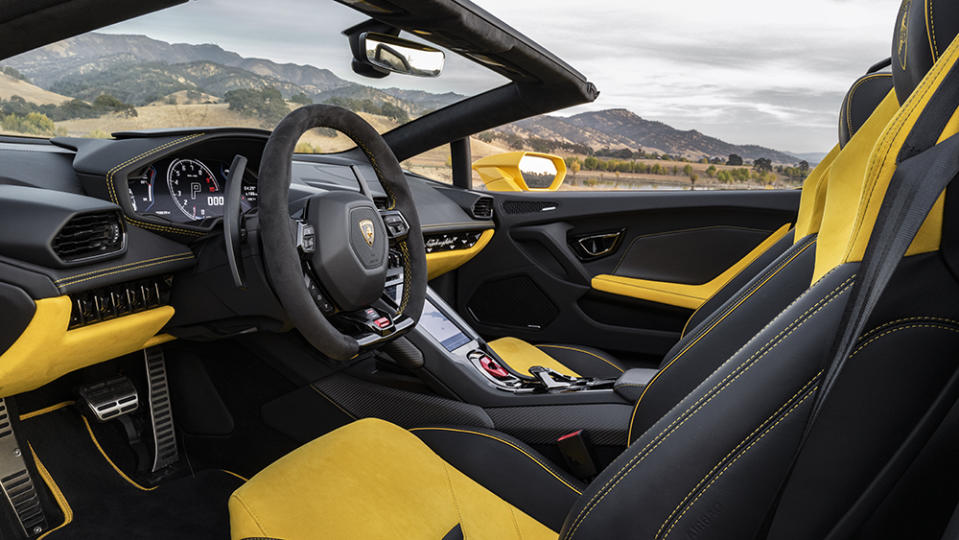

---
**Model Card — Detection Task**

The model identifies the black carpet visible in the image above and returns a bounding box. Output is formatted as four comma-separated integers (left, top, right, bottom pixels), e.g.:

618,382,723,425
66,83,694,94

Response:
18,406,243,540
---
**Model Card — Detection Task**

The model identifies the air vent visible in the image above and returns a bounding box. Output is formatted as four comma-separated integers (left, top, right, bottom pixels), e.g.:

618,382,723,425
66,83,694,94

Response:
502,201,559,214
51,211,125,263
471,197,494,219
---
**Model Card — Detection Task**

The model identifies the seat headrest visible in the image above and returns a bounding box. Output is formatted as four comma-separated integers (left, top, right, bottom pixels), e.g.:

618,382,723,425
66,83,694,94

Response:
838,73,894,148
893,0,959,104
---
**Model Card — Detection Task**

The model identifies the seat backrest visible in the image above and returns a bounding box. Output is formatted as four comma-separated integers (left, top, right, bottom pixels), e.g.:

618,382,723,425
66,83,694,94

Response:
565,2,959,538
626,72,900,443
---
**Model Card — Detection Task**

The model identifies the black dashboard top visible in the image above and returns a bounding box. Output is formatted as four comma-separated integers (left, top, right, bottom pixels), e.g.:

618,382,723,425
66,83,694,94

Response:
0,130,495,298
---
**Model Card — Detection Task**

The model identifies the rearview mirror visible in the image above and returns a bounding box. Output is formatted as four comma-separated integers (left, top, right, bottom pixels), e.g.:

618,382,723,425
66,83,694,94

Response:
472,151,567,192
361,32,445,78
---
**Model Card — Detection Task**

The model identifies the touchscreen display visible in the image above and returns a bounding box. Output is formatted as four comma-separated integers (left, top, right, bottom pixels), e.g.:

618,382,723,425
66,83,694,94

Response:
420,300,471,351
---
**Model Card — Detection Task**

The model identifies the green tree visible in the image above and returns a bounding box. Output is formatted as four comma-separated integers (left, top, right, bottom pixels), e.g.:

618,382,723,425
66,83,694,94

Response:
727,154,744,166
705,165,717,178
290,93,313,105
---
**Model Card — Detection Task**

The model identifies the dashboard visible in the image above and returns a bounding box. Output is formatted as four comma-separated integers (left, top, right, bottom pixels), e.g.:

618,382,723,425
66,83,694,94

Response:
128,156,258,225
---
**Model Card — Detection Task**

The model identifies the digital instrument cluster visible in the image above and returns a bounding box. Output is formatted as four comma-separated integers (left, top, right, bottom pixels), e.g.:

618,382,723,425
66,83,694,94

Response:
127,157,258,224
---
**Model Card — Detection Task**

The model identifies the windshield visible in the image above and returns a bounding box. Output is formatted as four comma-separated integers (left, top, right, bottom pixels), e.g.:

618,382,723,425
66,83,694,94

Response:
0,1,506,152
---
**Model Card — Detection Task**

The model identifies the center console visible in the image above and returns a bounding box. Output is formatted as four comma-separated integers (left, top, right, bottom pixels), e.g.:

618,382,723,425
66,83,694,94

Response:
404,288,629,407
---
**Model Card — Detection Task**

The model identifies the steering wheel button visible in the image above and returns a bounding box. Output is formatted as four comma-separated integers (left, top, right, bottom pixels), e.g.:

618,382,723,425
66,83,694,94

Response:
374,317,392,329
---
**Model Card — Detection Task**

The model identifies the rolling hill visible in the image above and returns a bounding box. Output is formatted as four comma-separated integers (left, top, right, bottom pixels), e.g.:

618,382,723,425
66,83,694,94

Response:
2,32,808,163
498,109,801,163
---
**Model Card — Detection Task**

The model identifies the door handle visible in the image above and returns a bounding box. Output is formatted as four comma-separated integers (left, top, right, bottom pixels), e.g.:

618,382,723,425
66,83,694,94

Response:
571,229,624,260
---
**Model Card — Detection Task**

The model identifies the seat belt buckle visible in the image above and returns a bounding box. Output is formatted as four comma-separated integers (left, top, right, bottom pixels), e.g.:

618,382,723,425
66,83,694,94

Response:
556,429,597,480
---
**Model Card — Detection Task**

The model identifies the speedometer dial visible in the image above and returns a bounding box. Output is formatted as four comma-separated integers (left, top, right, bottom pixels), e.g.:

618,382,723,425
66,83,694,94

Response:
166,159,223,220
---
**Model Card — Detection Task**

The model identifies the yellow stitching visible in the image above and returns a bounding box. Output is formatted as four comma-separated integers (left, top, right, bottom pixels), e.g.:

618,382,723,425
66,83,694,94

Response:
859,315,959,340
565,276,853,539
310,386,357,420
654,373,821,539
662,388,818,540
105,134,207,237
847,35,958,263
846,74,894,137
397,241,412,316
54,252,194,283
410,427,583,495
231,493,268,535
536,345,624,373
57,254,194,288
627,239,817,443
928,0,940,59
851,323,959,357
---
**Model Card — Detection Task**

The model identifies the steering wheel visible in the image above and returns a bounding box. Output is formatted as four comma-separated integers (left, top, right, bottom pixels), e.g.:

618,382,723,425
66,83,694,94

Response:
257,105,427,360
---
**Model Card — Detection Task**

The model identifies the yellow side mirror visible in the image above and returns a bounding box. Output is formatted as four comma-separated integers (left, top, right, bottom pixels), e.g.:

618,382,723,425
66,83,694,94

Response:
471,151,566,192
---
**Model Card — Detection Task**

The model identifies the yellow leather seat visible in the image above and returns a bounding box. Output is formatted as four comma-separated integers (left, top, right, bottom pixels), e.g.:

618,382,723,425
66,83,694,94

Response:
229,418,557,540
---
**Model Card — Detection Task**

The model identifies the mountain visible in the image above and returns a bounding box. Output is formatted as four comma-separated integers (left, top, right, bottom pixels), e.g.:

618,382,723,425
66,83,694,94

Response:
0,72,71,104
5,33,805,163
499,109,800,163
49,61,326,106
791,151,827,165
5,33,349,95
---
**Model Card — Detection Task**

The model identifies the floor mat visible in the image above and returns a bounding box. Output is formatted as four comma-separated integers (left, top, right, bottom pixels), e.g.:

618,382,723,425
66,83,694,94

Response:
17,405,243,540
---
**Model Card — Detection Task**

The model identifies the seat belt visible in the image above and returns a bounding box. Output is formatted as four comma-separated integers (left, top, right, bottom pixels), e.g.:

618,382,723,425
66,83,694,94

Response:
757,129,959,538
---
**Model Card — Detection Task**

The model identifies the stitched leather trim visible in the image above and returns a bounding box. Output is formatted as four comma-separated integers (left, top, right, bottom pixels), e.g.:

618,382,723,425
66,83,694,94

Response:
55,252,195,289
105,134,207,238
536,345,624,374
410,427,583,495
654,374,821,539
626,237,817,444
565,275,854,539
845,74,894,137
660,385,819,539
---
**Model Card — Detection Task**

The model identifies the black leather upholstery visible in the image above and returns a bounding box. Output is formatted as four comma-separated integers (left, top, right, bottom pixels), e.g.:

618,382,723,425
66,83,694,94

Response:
535,344,625,378
839,73,894,148
627,234,817,443
411,425,584,531
893,0,959,104
682,229,796,335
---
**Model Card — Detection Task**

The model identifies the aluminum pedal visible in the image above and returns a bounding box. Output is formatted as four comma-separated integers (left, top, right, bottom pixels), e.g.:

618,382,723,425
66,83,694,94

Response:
78,377,139,422
0,398,48,538
144,347,178,472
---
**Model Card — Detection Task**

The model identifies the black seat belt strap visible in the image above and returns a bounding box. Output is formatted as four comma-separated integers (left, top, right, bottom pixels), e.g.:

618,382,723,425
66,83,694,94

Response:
757,131,959,538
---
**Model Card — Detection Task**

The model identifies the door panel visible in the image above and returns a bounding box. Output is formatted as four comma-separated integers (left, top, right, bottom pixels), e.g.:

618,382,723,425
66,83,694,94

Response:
450,190,800,362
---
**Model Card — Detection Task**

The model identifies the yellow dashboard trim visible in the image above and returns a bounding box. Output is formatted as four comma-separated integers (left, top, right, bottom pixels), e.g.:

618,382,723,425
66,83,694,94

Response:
426,229,494,280
590,223,792,310
0,296,175,397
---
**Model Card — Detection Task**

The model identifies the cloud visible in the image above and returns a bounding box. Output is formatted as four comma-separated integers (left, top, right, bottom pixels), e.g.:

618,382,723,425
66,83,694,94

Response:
103,0,904,152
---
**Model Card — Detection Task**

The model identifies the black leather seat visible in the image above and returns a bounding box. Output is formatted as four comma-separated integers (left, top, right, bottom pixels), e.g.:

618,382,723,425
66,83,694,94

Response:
493,71,894,382
229,2,959,538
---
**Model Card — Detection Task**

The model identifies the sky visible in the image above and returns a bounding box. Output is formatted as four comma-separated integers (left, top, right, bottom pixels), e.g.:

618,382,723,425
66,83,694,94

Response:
103,0,904,154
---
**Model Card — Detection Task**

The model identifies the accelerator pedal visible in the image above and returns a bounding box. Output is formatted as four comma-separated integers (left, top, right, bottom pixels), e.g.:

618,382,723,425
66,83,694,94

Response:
0,398,48,538
144,347,179,472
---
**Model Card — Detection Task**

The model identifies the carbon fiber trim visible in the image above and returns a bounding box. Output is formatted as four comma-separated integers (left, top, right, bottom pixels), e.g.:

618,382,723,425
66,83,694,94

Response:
312,374,494,429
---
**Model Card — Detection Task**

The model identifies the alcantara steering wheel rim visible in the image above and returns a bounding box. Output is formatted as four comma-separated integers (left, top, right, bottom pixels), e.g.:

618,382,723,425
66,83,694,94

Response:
257,104,427,361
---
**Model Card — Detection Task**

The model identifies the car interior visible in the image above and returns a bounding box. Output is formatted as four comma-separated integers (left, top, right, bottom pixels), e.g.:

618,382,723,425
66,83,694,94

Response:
2,0,959,539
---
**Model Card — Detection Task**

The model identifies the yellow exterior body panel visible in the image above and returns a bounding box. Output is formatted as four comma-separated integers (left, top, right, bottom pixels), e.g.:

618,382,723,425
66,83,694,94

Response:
229,418,557,540
0,296,175,396
472,151,567,192
487,336,580,378
426,229,494,280
591,223,792,310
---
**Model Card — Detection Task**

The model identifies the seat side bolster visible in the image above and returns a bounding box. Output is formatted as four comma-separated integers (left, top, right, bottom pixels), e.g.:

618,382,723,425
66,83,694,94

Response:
412,425,583,532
